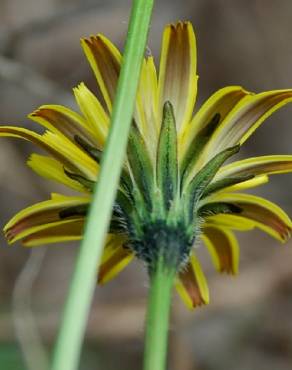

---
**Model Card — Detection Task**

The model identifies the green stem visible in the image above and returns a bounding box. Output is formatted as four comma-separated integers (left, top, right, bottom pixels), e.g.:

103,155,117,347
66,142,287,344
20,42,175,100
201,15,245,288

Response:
51,1,154,369
144,261,175,370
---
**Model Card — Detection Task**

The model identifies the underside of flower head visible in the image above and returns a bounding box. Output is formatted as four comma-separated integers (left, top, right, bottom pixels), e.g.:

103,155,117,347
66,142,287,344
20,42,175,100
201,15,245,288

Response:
1,21,292,310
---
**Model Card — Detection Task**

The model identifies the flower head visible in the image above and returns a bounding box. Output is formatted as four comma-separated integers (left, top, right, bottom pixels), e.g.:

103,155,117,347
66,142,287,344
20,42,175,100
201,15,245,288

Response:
2,22,292,309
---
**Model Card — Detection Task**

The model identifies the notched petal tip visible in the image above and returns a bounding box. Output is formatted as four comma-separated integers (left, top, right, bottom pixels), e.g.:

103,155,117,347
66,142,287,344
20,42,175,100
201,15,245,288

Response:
27,109,40,118
280,223,292,243
3,227,14,244
167,21,192,31
81,35,110,56
81,33,102,44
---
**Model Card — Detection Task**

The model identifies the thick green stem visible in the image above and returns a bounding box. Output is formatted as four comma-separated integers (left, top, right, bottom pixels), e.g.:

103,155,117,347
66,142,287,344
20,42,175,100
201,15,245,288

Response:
51,1,154,370
144,260,175,370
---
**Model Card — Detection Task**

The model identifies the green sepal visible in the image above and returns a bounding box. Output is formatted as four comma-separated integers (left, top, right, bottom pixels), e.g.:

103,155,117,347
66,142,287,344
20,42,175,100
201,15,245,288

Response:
180,113,221,189
64,168,96,191
74,135,102,162
198,202,242,218
202,174,254,198
156,101,178,210
183,144,240,222
127,122,154,208
115,188,136,222
151,188,166,221
119,168,136,203
109,217,128,234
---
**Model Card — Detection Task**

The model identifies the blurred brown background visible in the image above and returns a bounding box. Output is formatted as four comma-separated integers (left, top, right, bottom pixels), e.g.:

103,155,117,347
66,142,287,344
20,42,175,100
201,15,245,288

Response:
1,0,292,369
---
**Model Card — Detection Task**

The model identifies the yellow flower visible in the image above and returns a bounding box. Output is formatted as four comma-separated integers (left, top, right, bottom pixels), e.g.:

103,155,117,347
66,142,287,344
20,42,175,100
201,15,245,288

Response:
2,22,292,309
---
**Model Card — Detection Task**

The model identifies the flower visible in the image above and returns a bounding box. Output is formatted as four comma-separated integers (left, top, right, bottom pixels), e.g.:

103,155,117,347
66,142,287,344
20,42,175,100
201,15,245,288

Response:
2,22,292,309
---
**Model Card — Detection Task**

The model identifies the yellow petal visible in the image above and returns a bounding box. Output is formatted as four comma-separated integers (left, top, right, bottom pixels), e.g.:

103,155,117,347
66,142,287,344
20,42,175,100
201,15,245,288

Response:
4,195,90,244
28,105,97,145
179,86,250,160
205,214,255,231
0,126,98,180
98,235,134,284
158,22,197,132
27,154,87,193
73,82,109,147
81,35,121,112
135,57,159,157
218,155,292,179
202,226,239,274
207,193,292,242
207,89,292,157
211,174,269,194
175,252,209,309
42,131,98,180
22,219,85,247
50,192,73,200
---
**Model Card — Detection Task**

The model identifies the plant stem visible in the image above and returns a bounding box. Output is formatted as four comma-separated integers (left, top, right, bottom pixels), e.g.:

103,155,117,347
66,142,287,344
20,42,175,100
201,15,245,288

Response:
51,1,154,369
144,260,175,370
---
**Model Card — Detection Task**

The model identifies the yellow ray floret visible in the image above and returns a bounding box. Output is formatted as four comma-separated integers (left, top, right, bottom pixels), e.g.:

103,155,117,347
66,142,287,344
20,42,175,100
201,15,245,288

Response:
158,22,197,132
27,154,88,193
202,226,239,274
179,85,250,161
175,252,209,309
204,214,255,231
207,90,292,158
4,195,90,244
98,235,134,284
0,126,98,180
135,57,159,155
208,193,292,242
81,34,121,112
22,218,85,247
28,104,96,145
218,155,292,179
73,82,109,147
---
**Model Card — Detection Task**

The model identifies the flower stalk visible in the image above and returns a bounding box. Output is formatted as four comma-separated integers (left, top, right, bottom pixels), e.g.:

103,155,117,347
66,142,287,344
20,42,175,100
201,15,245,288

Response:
144,257,175,370
51,0,154,369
